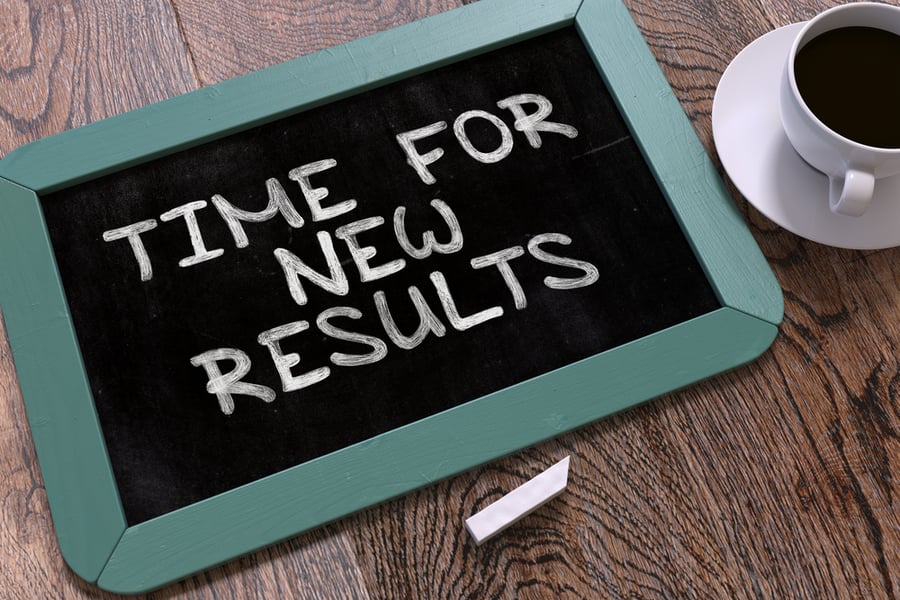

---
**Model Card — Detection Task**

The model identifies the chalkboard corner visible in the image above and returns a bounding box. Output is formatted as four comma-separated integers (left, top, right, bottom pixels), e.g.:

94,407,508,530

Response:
724,306,780,364
58,525,125,589
573,0,784,331
731,269,784,328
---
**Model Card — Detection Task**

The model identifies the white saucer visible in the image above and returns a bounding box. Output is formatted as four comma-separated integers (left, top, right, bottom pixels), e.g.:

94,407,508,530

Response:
712,23,900,250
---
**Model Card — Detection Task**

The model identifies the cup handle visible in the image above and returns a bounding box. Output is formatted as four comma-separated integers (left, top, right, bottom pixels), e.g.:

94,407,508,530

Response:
829,168,875,217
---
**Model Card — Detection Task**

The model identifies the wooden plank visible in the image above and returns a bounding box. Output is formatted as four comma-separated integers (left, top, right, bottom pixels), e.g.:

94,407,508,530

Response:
169,0,465,83
0,0,198,158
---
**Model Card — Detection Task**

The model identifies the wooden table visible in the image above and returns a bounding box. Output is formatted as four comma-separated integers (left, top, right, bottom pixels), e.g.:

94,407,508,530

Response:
1,0,897,597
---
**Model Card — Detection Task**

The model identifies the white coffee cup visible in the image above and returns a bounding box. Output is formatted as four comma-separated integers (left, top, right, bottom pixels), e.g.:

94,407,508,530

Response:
780,2,900,217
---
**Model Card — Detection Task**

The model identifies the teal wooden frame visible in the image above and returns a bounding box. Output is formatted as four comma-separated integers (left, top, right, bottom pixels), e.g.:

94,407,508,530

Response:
0,0,782,592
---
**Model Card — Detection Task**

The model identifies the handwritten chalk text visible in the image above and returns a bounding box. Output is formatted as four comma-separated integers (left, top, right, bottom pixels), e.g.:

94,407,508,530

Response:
99,92,591,415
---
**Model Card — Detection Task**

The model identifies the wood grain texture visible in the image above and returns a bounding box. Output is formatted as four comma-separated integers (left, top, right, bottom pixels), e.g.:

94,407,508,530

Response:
0,0,198,157
1,0,898,598
168,0,465,83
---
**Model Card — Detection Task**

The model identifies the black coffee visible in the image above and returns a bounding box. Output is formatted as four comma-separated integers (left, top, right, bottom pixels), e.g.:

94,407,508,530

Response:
794,26,900,148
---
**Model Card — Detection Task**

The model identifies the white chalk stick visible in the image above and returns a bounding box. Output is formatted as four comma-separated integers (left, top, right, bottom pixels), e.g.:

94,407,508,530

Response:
465,456,570,545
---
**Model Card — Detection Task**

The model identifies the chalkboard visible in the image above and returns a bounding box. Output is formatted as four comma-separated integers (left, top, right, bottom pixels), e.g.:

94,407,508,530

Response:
42,26,719,525
0,0,782,592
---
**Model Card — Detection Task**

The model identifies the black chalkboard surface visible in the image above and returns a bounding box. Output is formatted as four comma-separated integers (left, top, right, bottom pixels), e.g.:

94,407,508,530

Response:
42,27,718,525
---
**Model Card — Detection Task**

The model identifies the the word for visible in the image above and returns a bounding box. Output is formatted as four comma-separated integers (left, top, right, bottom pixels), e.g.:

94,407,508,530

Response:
396,93,578,184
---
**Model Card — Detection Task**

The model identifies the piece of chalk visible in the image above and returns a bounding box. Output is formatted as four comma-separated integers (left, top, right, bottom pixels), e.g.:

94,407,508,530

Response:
465,456,570,545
